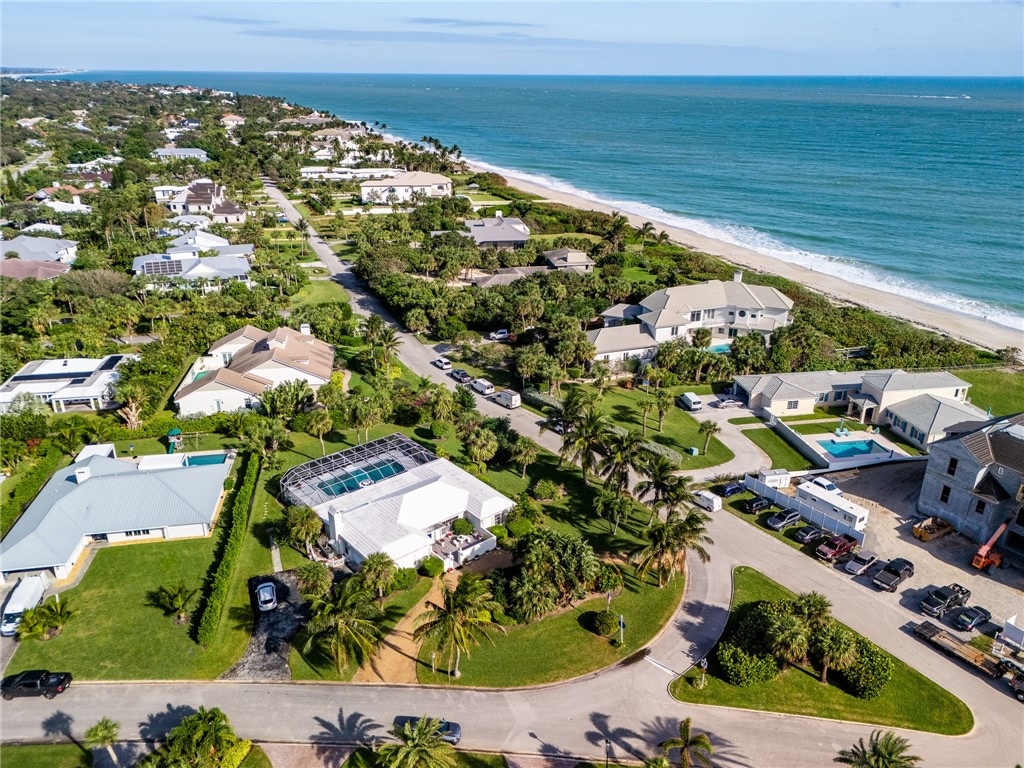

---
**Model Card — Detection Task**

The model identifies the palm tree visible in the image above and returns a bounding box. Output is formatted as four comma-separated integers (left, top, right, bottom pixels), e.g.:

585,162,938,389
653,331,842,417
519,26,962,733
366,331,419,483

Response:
598,429,647,496
655,388,673,431
510,436,539,479
296,560,332,598
815,620,859,684
639,396,655,436
643,757,672,768
833,730,921,768
359,551,397,608
509,571,556,623
793,591,833,633
561,406,609,485
594,489,633,534
464,426,499,470
692,327,712,350
85,717,121,768
631,509,713,587
285,504,324,554
767,612,811,669
635,455,687,526
697,419,721,455
378,715,457,768
164,706,238,767
154,581,200,623
413,572,504,679
304,577,385,675
659,716,714,768
377,325,403,372
306,408,333,456
638,221,656,250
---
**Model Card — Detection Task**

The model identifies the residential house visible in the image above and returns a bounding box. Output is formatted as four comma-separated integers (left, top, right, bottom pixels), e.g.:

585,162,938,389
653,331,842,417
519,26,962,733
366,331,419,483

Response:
0,260,71,282
280,434,511,570
42,199,93,215
21,223,62,236
0,354,135,414
161,179,246,224
472,266,550,289
153,147,210,163
1,235,78,263
300,166,401,181
0,447,233,583
173,325,334,416
220,113,246,129
464,213,531,249
543,247,595,273
917,413,1024,560
132,252,252,292
359,171,453,204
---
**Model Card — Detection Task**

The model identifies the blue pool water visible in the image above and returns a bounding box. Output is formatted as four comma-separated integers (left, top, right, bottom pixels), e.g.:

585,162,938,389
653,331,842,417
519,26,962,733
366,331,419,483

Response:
817,439,887,459
186,453,228,466
709,343,732,354
317,459,405,497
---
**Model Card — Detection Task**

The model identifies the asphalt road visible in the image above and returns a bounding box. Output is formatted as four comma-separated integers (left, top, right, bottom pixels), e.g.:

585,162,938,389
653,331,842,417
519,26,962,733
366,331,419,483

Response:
5,186,1019,766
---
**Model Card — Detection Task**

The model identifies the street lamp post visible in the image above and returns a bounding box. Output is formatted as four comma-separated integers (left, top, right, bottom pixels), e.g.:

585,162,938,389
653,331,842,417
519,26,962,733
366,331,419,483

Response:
605,739,611,768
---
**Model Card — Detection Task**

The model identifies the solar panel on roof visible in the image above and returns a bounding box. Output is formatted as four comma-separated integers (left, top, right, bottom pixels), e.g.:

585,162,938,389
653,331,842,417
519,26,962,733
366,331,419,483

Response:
68,378,87,385
142,259,184,276
96,355,122,371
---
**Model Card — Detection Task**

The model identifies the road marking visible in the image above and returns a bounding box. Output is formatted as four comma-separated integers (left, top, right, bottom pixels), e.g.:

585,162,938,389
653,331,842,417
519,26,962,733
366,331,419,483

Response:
645,657,676,675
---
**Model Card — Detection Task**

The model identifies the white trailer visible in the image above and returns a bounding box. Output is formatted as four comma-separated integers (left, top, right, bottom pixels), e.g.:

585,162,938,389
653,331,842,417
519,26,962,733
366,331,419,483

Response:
1,575,49,636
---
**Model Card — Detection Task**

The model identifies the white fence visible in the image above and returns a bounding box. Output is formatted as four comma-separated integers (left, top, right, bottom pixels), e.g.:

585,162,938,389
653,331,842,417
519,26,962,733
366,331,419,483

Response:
743,475,865,544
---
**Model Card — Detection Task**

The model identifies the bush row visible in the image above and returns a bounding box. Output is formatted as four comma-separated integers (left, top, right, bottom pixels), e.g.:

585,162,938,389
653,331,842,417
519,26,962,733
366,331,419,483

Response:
196,455,259,646
2,449,63,535
106,411,238,441
841,637,894,699
606,424,685,464
522,388,563,412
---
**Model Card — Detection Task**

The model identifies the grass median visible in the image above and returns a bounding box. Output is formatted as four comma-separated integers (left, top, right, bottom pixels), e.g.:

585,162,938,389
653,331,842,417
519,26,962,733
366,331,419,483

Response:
669,566,973,735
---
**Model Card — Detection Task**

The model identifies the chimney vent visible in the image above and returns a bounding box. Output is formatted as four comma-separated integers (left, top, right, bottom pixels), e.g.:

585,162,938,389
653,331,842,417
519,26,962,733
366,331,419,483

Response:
299,323,312,336
74,467,91,484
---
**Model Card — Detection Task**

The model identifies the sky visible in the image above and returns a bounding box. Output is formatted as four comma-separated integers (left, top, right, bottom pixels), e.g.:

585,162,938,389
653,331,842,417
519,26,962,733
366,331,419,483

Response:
3,1,1022,76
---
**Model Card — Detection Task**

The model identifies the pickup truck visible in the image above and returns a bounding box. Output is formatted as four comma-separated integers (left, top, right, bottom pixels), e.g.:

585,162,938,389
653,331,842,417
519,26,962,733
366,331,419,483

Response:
815,533,858,563
1,669,73,700
1012,673,1024,702
873,557,915,592
920,583,971,618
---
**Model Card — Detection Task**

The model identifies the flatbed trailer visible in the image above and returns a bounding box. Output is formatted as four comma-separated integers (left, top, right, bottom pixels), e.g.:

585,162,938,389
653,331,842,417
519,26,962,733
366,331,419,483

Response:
913,621,1005,679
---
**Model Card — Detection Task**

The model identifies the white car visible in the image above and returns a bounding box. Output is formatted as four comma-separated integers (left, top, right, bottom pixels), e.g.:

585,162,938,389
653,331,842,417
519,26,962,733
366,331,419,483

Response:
845,550,878,576
488,329,510,341
715,398,743,409
255,582,277,612
433,357,452,370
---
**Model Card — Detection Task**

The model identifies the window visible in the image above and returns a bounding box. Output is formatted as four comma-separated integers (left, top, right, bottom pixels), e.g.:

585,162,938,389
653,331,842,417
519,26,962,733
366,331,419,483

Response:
705,309,716,319
834,390,848,402
946,458,958,476
126,529,151,537
690,310,702,322
975,499,986,515
671,326,679,337
787,400,799,410
818,393,829,402
738,310,747,317
939,485,951,504
729,311,735,316
728,328,739,338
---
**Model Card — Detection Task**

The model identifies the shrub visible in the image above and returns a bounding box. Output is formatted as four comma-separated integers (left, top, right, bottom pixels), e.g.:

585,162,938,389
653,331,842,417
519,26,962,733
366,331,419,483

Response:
488,524,509,540
507,518,534,538
431,420,454,439
223,476,235,491
593,610,619,637
493,609,518,627
715,642,779,687
730,600,793,657
841,637,893,699
531,478,561,501
522,388,562,412
391,567,418,592
2,448,62,534
419,556,444,578
451,518,475,536
513,492,542,521
221,740,253,768
594,562,623,594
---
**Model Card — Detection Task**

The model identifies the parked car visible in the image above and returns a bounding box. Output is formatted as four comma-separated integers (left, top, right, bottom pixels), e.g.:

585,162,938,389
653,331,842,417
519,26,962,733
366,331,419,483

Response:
873,557,915,592
544,419,565,435
488,329,510,341
675,392,703,411
745,497,772,514
715,398,743,409
920,583,971,618
845,550,878,576
392,716,462,745
718,481,745,498
816,533,858,563
255,582,277,612
953,606,992,632
433,357,452,370
471,378,495,396
1,670,72,700
766,508,802,531
793,523,826,544
450,369,473,384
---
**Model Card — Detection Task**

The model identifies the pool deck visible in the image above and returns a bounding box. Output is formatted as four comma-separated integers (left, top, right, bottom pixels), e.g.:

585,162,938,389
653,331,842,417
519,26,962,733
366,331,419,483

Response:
803,430,912,469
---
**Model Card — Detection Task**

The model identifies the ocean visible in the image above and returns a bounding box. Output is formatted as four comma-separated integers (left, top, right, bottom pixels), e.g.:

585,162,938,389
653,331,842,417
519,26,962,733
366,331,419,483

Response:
54,72,1024,331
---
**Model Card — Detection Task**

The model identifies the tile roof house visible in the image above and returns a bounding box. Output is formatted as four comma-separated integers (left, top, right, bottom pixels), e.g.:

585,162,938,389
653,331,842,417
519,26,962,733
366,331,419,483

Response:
917,413,1024,558
0,259,71,282
464,213,531,249
162,179,246,224
359,171,453,204
592,271,793,362
174,325,334,417
1,235,78,263
0,449,233,583
220,113,246,129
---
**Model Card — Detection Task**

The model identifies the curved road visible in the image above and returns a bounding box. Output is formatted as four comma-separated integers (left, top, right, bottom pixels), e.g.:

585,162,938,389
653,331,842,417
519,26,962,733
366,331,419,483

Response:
4,190,1020,767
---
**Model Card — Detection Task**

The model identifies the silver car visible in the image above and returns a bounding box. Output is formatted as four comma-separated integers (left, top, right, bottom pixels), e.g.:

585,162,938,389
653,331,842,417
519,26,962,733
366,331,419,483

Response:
255,582,277,612
845,550,878,576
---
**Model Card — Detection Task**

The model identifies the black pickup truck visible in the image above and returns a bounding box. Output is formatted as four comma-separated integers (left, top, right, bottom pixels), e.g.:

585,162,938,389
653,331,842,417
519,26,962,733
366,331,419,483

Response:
872,557,915,592
1,670,73,700
920,583,971,618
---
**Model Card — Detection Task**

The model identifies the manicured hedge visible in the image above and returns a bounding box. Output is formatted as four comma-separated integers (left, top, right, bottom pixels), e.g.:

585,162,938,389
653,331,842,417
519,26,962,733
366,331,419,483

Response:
451,518,475,536
106,411,238,441
195,455,259,646
507,518,534,538
2,449,63,535
842,637,894,699
522,388,563,412
419,556,444,577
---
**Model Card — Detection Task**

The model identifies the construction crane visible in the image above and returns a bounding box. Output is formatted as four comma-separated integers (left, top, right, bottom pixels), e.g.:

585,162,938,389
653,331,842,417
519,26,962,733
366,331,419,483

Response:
972,516,1013,571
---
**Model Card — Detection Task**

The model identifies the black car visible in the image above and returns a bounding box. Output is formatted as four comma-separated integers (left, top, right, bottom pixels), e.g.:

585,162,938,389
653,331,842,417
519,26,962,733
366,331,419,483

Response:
793,523,826,544
745,496,772,514
719,482,745,498
545,419,565,435
392,716,461,745
1,670,73,700
450,369,473,384
953,606,992,632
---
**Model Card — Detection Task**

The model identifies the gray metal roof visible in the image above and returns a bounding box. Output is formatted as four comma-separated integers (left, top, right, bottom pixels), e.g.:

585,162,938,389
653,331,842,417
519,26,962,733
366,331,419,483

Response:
887,394,987,436
861,369,969,392
0,454,230,574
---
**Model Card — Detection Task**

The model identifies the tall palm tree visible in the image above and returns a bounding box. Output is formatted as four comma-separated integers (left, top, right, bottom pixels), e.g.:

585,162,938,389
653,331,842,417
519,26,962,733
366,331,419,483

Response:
638,221,656,250
793,591,833,634
815,620,859,684
377,325,403,372
697,420,721,455
561,406,609,485
306,408,333,456
598,429,647,496
359,552,397,608
304,577,385,675
659,716,715,768
85,716,121,768
378,715,457,768
413,572,504,679
654,388,673,431
833,730,921,768
639,396,655,436
296,560,332,598
510,436,539,479
767,612,811,669
631,509,712,587
594,489,633,534
634,455,685,526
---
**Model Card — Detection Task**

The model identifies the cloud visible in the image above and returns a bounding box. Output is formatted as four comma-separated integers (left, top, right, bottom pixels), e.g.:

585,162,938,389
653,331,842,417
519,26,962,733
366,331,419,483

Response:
195,15,275,27
241,26,602,50
407,17,539,29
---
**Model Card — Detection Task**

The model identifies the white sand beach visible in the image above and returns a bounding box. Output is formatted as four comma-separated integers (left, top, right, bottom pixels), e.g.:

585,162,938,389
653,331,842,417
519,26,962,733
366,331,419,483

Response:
469,162,1023,353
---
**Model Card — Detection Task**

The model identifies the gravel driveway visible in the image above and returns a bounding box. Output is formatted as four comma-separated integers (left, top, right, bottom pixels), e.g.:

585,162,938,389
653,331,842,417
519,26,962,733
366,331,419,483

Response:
220,572,306,681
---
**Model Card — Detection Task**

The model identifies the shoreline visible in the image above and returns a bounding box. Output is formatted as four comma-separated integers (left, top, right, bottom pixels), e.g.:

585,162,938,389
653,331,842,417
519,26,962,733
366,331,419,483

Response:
464,161,1023,354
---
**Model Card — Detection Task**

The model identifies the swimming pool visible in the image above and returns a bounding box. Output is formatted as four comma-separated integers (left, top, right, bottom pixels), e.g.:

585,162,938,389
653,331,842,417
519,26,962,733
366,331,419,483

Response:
817,439,889,460
185,452,228,466
709,343,732,354
317,459,406,497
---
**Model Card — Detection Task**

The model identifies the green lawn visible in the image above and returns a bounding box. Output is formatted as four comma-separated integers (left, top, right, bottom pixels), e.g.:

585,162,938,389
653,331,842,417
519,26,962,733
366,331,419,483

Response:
345,747,507,768
112,434,236,457
670,567,974,735
780,408,847,422
957,369,1024,417
0,744,90,768
417,566,685,686
290,278,348,307
621,266,658,282
727,416,762,425
740,428,817,470
790,421,867,435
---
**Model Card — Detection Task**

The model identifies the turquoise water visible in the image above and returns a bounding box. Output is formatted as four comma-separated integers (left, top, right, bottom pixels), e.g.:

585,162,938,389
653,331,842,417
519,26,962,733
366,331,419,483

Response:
709,343,732,354
817,439,887,459
186,452,228,466
317,459,405,497
54,73,1024,328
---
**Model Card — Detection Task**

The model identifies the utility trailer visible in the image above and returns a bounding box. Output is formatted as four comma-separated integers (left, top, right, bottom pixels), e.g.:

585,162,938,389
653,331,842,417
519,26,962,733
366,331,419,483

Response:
913,621,1005,679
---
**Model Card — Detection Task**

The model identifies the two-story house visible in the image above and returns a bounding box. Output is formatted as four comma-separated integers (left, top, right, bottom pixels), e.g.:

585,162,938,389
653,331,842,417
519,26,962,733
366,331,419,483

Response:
359,171,453,204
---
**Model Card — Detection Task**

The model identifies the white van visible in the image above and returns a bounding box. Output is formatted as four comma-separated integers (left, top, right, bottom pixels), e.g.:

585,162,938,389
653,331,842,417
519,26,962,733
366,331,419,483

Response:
678,392,703,411
494,390,521,409
694,490,723,512
1,575,48,637
471,378,495,396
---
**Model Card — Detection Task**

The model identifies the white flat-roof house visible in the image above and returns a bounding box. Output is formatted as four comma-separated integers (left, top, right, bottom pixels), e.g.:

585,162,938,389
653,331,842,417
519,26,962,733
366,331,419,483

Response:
174,325,334,416
153,147,210,163
300,166,402,181
0,448,233,584
280,435,512,570
359,171,453,204
589,272,792,363
733,368,986,447
1,235,78,263
0,354,136,414
132,231,254,292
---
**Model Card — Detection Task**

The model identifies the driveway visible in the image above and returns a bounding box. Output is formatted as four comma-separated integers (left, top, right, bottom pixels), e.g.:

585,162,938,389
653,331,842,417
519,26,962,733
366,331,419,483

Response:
220,573,304,681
